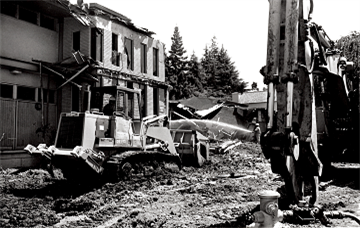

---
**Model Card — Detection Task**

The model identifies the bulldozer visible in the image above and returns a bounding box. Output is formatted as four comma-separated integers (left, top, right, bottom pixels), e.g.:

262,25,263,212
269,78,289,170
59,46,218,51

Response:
260,0,358,207
25,85,182,181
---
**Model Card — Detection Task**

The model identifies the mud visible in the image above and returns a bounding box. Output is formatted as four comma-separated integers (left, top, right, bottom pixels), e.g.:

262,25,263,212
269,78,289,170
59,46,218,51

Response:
0,142,359,228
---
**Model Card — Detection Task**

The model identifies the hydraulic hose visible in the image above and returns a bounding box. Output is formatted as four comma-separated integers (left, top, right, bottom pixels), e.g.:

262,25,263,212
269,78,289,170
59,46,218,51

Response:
282,209,360,226
324,211,360,225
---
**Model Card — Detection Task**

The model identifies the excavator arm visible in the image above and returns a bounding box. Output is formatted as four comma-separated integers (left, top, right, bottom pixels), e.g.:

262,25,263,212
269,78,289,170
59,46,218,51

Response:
261,0,322,206
261,0,357,207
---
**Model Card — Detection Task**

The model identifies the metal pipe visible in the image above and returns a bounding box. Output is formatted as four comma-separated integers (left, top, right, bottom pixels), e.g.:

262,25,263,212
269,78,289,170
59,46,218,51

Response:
324,211,360,225
267,83,275,129
284,0,299,129
266,0,281,130
286,82,294,127
46,66,50,125
40,62,44,127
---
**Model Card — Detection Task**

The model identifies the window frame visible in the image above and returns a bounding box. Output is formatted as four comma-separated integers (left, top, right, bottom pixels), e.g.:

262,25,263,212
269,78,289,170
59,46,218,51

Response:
73,31,80,52
0,83,14,99
141,43,147,73
1,4,56,31
124,37,134,71
40,14,56,31
0,2,18,18
18,6,39,25
17,85,36,101
91,28,103,62
112,33,120,66
153,47,159,76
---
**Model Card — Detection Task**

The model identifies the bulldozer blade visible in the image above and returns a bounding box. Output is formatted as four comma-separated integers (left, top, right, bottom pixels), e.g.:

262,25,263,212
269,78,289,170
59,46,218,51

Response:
105,150,182,180
146,127,177,155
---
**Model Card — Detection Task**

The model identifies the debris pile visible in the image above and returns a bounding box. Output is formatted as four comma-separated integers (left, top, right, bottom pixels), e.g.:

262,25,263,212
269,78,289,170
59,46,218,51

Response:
1,142,359,228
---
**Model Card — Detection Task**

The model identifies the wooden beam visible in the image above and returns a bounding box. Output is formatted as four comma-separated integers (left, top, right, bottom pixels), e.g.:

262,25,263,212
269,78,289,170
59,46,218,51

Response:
57,65,89,90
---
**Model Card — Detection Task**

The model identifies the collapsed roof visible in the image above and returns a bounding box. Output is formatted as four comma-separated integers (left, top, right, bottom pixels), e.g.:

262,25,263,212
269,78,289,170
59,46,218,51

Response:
57,0,155,36
170,97,251,141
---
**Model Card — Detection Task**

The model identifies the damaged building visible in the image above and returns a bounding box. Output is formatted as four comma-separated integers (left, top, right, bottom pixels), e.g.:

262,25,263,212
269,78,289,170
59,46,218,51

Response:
0,0,169,168
169,97,253,142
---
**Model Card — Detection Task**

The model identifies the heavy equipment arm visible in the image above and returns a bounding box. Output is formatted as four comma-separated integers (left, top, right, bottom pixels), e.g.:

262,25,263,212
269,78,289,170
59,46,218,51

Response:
260,0,357,207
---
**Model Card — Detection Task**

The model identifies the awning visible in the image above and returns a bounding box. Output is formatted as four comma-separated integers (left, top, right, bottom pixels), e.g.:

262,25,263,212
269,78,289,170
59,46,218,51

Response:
33,51,99,90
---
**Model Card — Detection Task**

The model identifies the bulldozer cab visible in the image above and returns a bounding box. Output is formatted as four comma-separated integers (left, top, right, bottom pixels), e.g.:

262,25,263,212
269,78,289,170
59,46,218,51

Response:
90,86,142,134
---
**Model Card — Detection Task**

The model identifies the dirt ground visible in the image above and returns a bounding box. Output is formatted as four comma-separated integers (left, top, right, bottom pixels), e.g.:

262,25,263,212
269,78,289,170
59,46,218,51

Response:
0,142,359,228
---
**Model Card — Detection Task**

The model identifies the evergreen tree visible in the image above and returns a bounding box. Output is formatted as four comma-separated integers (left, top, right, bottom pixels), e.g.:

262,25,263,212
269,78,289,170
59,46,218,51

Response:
216,45,247,97
200,45,211,93
201,37,220,96
251,82,259,91
187,52,206,96
201,37,247,98
165,26,188,99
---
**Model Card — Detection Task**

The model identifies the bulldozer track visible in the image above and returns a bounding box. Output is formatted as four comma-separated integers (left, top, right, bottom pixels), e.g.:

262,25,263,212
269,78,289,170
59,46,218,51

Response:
104,151,182,181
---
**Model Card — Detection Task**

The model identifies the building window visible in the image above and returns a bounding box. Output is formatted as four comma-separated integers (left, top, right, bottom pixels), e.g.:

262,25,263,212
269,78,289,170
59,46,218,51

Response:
153,48,159,76
127,82,134,117
38,89,55,103
124,38,133,70
0,84,13,99
159,88,166,114
1,2,17,18
73,31,80,52
91,28,103,62
17,86,36,101
112,33,120,66
19,7,38,25
140,84,146,118
153,87,159,115
40,14,55,30
141,44,147,73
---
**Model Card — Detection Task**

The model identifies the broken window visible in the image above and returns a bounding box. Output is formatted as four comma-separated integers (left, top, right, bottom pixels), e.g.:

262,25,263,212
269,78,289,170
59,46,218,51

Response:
0,84,13,99
153,48,159,76
141,43,147,73
112,33,120,66
19,7,38,25
17,86,35,101
124,38,133,70
73,31,80,52
1,2,17,18
91,28,103,62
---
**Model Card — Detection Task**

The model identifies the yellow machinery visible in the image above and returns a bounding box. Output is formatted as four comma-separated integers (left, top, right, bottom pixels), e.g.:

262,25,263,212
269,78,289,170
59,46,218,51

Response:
25,85,182,181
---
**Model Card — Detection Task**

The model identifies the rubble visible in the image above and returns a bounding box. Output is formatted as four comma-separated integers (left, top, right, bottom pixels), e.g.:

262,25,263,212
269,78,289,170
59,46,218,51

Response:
0,142,359,228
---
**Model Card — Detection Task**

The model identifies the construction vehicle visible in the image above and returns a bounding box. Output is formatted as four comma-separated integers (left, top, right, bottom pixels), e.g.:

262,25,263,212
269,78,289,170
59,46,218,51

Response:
260,0,358,207
25,85,182,181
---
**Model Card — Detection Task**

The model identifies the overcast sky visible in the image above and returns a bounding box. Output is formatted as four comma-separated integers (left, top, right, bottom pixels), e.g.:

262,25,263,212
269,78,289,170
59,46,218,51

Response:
86,0,360,90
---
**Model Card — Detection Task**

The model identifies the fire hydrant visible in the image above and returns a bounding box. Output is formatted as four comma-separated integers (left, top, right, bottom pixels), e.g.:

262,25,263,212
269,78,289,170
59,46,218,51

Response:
252,190,283,228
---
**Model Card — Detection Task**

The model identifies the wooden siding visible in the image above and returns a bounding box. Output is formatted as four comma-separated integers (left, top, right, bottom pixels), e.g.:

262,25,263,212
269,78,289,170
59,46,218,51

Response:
16,101,43,148
0,99,16,149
